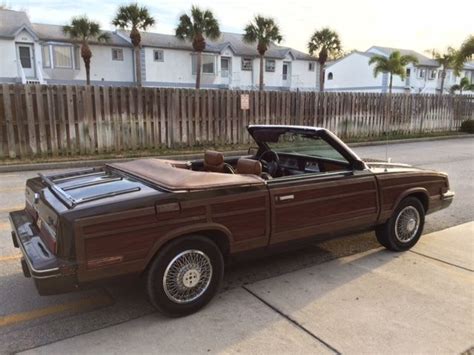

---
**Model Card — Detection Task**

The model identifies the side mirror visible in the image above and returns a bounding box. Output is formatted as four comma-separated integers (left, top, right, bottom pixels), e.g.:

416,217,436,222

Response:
352,160,366,171
248,147,259,157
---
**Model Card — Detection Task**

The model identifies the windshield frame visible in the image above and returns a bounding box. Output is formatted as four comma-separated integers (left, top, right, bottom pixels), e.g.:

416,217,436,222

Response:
247,125,365,169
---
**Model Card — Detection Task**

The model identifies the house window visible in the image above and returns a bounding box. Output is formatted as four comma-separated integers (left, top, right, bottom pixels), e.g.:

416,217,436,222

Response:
265,59,275,72
241,57,252,71
327,72,333,80
42,45,51,68
417,68,425,79
406,68,411,77
74,46,80,69
53,45,73,68
153,49,164,62
192,54,216,75
112,48,123,61
309,62,315,71
429,69,437,80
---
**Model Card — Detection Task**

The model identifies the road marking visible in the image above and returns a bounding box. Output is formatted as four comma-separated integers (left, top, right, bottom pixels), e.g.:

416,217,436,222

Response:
0,254,21,262
0,292,114,328
0,187,24,193
0,174,20,178
0,221,11,231
0,205,23,214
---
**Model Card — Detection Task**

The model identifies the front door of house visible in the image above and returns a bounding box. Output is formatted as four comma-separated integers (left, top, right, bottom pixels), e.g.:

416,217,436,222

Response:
16,44,35,78
221,57,231,85
282,62,290,87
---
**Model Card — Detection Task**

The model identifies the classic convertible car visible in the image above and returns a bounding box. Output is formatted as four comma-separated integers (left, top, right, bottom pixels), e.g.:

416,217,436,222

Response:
9,125,454,316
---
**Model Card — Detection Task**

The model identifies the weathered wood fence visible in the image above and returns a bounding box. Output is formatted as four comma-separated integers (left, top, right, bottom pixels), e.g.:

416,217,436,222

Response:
0,84,472,159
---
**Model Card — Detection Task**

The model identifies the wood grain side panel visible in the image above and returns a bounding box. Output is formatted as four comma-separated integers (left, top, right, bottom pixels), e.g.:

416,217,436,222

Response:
269,175,378,241
210,192,269,246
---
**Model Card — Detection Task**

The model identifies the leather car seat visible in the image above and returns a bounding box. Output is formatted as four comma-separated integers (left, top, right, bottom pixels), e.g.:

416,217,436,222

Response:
203,150,226,173
236,158,263,176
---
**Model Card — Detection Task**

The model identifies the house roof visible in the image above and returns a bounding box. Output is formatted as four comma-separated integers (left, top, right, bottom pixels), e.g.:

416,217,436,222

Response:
325,51,376,68
464,61,474,70
131,30,314,60
367,46,439,67
32,23,131,47
0,8,34,38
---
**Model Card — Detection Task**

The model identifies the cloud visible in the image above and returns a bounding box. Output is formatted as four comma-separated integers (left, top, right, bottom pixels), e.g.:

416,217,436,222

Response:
8,0,473,53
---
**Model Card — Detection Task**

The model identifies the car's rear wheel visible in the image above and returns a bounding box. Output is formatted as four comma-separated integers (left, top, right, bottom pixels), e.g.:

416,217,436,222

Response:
375,197,425,251
147,235,224,317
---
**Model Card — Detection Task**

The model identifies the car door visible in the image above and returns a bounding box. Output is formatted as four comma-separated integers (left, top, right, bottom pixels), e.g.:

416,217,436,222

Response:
267,169,379,245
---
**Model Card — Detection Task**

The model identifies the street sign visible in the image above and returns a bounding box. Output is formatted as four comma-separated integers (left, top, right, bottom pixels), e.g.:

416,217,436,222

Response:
240,94,249,110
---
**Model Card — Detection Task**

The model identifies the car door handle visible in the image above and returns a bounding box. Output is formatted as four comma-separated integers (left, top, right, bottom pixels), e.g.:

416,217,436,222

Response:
277,194,294,201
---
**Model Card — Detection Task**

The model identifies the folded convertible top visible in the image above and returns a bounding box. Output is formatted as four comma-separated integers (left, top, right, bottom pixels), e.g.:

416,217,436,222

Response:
107,158,264,191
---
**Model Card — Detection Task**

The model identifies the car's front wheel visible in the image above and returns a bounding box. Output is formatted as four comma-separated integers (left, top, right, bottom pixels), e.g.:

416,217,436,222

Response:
147,235,224,317
375,197,425,251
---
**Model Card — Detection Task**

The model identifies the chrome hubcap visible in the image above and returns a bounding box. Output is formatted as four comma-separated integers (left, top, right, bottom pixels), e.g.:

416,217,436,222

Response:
163,250,213,304
395,206,420,243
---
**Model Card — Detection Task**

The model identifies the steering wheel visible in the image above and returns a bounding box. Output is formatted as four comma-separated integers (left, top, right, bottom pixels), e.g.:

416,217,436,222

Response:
259,150,280,177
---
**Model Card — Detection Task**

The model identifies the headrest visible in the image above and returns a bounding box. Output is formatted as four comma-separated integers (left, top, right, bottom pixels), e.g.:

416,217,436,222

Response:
237,158,262,176
204,150,224,166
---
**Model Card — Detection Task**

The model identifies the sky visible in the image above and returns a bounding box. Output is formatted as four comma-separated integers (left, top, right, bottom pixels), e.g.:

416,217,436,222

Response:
5,0,474,55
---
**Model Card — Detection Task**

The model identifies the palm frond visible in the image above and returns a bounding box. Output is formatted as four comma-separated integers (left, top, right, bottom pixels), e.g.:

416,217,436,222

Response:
175,6,220,44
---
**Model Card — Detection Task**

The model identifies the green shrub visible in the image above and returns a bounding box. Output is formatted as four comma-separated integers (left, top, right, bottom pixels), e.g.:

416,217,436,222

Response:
460,119,474,133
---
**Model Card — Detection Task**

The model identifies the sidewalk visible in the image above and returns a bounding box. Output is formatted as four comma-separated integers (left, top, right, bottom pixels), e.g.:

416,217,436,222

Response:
23,222,474,354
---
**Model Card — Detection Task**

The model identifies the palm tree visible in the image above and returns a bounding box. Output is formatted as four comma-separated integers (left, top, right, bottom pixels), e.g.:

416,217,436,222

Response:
63,16,109,85
112,3,155,86
308,28,342,92
454,35,474,75
450,77,474,94
243,16,283,91
433,48,457,94
175,6,220,89
368,51,418,94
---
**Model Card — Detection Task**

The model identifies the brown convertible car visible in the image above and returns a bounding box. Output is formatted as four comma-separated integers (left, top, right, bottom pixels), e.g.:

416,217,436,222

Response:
9,125,454,316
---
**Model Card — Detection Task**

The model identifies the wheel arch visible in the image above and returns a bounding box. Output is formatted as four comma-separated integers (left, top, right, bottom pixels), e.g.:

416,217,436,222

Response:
143,223,233,272
394,187,430,214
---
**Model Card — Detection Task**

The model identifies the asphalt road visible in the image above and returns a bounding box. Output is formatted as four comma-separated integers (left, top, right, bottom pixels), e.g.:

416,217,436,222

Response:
0,137,473,354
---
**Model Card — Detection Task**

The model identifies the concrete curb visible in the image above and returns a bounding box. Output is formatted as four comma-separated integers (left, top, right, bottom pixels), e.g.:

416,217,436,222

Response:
0,134,472,173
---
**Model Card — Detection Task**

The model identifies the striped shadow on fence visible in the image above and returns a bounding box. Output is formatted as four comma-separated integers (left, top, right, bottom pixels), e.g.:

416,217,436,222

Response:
0,84,472,159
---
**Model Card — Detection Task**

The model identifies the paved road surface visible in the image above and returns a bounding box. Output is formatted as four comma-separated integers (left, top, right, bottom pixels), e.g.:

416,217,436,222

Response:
0,138,473,353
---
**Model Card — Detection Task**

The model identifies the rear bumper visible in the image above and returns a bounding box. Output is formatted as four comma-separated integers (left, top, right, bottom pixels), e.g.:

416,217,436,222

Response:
9,210,78,295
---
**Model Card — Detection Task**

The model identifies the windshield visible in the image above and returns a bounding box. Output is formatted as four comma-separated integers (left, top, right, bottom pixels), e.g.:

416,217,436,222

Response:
267,132,348,162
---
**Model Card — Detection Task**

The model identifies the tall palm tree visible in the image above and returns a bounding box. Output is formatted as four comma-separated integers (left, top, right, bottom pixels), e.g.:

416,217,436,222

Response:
308,28,342,92
433,48,457,94
454,35,474,75
112,3,155,86
243,16,283,91
368,51,418,94
175,6,220,89
450,77,474,94
63,16,109,85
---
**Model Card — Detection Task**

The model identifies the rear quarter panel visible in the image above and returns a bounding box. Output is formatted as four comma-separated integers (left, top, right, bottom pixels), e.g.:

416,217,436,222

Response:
73,185,269,282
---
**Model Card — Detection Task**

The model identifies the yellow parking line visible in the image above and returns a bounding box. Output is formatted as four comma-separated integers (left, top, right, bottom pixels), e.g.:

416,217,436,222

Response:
0,187,25,193
0,174,20,178
0,221,11,231
0,254,21,262
0,292,114,328
0,205,23,214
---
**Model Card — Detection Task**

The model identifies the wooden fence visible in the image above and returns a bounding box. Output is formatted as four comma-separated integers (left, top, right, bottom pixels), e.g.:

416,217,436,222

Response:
0,84,473,159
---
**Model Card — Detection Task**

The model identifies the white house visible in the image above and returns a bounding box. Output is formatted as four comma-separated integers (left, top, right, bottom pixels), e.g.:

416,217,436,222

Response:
0,9,319,91
324,46,474,94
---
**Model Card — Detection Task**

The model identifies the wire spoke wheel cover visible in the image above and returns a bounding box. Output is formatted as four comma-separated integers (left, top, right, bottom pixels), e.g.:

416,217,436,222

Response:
394,206,420,243
163,250,213,304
